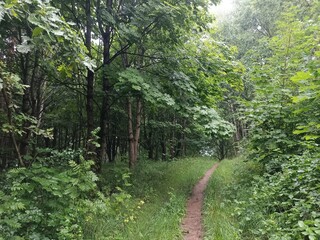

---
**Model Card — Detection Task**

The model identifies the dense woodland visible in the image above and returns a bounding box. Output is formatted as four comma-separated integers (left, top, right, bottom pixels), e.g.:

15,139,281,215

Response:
0,0,319,239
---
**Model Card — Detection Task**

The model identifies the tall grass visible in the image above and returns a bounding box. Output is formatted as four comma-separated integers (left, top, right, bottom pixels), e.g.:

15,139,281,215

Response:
84,157,215,239
203,157,262,240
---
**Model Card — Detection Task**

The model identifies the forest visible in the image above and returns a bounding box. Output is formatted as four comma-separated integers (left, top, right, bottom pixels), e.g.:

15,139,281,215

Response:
0,0,319,239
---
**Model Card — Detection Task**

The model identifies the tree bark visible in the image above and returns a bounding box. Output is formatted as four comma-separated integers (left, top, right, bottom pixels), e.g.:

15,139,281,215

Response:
1,85,25,167
134,98,142,161
161,140,167,161
128,97,135,167
85,0,96,159
97,0,113,171
19,53,31,158
128,97,142,168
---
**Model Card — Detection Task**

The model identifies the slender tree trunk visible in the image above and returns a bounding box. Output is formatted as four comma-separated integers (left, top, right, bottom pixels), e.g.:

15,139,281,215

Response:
58,128,62,150
1,86,25,167
127,97,142,168
65,128,69,148
161,140,167,161
19,53,31,158
35,78,46,128
134,98,142,160
19,48,46,162
147,130,154,159
170,115,176,159
181,119,186,156
85,0,96,159
52,127,57,148
97,0,113,171
108,135,118,162
128,97,135,167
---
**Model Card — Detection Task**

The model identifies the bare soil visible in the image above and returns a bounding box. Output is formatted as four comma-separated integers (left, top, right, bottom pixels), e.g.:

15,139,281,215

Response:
181,162,219,240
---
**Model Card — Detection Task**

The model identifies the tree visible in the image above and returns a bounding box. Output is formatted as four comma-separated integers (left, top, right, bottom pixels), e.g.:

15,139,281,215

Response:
1,0,244,171
0,0,93,168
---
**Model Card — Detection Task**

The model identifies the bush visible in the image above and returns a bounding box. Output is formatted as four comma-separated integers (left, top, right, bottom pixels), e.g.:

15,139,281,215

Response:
0,154,145,240
235,153,320,240
0,159,101,239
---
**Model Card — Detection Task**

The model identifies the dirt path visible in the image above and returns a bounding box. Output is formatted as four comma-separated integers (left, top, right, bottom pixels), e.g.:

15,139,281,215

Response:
181,162,219,240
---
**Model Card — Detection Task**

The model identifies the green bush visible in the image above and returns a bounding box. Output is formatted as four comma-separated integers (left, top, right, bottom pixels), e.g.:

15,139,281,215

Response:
0,160,100,239
0,156,140,240
203,158,262,240
235,153,320,240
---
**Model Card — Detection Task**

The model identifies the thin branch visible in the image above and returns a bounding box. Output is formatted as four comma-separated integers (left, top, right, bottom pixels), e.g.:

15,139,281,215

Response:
38,65,102,110
1,86,25,167
123,52,167,60
95,16,162,72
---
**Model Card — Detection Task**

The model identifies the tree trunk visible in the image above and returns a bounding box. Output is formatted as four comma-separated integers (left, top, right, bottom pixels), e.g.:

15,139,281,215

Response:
134,98,142,160
181,119,187,156
97,0,113,171
1,85,25,167
128,97,135,167
161,140,167,161
170,115,176,159
85,0,96,159
19,53,31,158
128,97,142,168
147,130,154,159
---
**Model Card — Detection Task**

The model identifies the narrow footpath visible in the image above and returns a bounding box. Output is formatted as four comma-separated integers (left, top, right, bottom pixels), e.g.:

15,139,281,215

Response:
181,162,219,240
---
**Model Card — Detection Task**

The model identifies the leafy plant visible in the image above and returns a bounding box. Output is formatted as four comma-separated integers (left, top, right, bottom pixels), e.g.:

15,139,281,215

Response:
0,159,99,239
234,153,320,239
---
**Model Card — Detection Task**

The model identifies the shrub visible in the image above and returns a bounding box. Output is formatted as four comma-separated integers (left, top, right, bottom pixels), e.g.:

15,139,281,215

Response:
0,159,101,239
235,153,320,239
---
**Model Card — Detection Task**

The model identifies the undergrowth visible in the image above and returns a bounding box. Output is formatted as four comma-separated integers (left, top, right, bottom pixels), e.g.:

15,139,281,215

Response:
0,150,216,240
84,156,215,240
203,157,262,240
235,153,320,240
204,155,320,240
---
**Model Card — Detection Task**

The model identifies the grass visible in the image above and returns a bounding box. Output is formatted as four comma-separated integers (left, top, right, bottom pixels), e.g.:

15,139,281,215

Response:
84,156,216,240
203,157,262,240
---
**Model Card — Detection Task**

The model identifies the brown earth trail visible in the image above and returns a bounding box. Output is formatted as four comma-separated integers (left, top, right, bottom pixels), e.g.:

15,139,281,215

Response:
181,162,219,240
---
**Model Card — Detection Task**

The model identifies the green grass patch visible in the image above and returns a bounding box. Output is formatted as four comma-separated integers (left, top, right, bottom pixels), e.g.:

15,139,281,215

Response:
84,157,216,240
203,157,261,240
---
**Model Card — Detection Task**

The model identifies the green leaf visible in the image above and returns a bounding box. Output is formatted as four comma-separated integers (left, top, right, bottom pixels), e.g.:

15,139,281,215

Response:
298,221,306,228
32,27,44,37
305,135,319,141
291,71,313,83
292,95,309,103
293,128,308,135
28,14,40,26
52,29,64,36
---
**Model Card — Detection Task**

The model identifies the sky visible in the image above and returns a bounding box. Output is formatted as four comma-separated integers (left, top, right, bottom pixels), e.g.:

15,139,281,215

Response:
209,0,235,20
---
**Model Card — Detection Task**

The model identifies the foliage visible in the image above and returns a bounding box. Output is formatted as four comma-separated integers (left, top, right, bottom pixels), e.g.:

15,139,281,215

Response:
204,155,320,240
0,61,29,137
243,1,320,170
216,1,320,239
115,68,175,106
0,0,242,167
0,159,98,239
0,0,94,71
0,0,242,236
234,154,320,240
245,89,303,172
0,153,140,240
203,157,261,240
